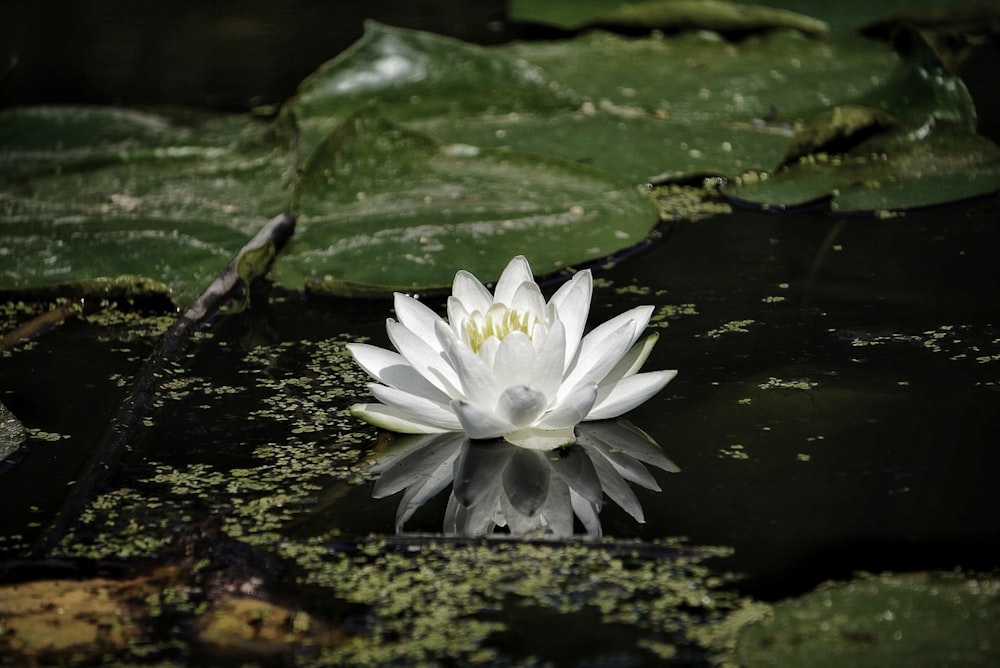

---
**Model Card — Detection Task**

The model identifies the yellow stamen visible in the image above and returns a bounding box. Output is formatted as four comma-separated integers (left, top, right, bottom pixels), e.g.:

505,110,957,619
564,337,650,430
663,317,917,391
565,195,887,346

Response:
465,305,535,353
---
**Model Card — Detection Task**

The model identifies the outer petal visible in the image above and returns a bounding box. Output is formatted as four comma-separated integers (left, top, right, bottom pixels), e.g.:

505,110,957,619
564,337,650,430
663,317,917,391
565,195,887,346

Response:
393,293,447,354
537,383,598,429
496,385,549,429
599,332,659,387
368,383,464,431
549,269,592,369
347,343,451,404
493,255,534,305
386,319,460,396
446,337,502,408
350,403,452,434
585,370,677,421
557,319,637,403
451,399,515,439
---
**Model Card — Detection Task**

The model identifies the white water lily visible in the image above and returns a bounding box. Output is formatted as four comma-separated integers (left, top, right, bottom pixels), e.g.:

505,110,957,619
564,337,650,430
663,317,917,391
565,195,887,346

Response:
348,255,677,450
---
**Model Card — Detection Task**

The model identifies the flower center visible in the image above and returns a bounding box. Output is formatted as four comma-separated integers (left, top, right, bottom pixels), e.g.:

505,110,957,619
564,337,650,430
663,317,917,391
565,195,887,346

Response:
464,305,535,353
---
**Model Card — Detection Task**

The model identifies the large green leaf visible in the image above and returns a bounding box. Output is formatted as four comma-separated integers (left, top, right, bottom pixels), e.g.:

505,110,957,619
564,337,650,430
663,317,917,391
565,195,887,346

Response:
287,20,579,162
275,108,659,296
723,123,1000,213
508,0,1000,32
0,108,294,304
508,0,828,34
476,28,998,207
440,30,905,183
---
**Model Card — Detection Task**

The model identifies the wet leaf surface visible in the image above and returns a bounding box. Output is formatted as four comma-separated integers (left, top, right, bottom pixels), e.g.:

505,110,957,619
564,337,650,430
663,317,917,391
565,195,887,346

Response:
282,107,659,295
738,571,1000,667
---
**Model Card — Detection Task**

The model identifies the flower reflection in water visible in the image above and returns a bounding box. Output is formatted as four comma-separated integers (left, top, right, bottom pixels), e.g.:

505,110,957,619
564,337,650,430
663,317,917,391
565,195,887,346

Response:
370,420,678,539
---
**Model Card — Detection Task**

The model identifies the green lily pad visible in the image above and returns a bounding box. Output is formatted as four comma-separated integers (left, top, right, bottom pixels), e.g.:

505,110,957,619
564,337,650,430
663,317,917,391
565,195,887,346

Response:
287,20,579,162
275,108,660,296
445,30,904,183
0,107,294,304
737,571,1000,666
508,0,828,35
508,0,1000,33
724,124,1000,213
776,105,900,169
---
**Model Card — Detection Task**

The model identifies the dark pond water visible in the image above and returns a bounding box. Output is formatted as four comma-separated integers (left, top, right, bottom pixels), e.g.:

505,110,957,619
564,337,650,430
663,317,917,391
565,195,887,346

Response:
2,200,998,664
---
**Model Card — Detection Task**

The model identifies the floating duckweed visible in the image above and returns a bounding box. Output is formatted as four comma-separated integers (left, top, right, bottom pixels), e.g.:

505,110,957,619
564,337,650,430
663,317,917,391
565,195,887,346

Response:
650,183,732,222
704,319,755,338
835,324,997,363
27,428,70,442
719,444,750,460
276,538,755,666
757,377,818,391
56,335,376,560
614,283,669,297
651,303,700,328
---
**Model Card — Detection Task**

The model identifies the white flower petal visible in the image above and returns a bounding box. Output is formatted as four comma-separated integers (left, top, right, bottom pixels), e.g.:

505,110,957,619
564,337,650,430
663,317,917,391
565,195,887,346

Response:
538,382,598,429
492,331,537,390
493,255,533,304
452,269,492,315
368,383,463,430
446,296,471,339
558,318,637,402
451,399,515,439
509,280,548,322
347,343,451,404
350,403,453,434
600,332,660,386
477,335,500,369
586,370,677,421
496,385,548,429
503,426,576,450
386,318,460,395
394,293,446,353
447,338,502,408
549,269,592,368
530,319,566,401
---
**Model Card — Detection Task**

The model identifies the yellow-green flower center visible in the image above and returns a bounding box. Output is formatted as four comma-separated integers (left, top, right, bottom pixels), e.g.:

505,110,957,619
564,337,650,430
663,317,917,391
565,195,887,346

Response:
465,305,535,353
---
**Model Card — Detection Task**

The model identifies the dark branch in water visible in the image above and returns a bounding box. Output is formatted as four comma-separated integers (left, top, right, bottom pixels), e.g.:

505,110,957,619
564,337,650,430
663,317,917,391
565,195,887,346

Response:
32,213,296,557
